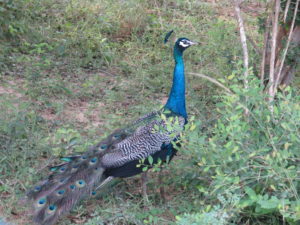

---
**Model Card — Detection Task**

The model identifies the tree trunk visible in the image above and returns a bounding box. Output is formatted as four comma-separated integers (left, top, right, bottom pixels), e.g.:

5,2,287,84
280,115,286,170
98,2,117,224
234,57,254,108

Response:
262,0,300,93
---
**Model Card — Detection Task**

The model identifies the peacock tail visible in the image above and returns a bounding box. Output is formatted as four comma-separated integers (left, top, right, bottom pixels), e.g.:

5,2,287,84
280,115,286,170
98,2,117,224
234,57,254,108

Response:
25,33,197,225
25,110,185,225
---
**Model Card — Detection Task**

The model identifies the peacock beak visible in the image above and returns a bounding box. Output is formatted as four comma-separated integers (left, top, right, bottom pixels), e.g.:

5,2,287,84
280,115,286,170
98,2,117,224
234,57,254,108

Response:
189,40,198,46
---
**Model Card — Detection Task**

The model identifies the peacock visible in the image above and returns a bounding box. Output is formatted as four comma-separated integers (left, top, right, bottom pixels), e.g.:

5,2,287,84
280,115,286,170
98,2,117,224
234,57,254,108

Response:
25,31,197,225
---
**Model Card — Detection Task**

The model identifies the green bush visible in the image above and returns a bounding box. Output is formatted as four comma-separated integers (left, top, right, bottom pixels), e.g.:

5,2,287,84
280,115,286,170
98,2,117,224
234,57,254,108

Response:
0,0,26,39
4,1,293,224
179,74,300,224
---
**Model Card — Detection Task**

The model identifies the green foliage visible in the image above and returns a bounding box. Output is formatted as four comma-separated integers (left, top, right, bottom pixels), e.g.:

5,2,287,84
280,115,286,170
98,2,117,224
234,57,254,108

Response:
0,0,26,70
0,97,49,211
177,208,230,225
181,74,300,224
2,1,296,224
1,0,244,112
198,20,241,76
281,0,300,25
0,0,26,39
42,127,83,156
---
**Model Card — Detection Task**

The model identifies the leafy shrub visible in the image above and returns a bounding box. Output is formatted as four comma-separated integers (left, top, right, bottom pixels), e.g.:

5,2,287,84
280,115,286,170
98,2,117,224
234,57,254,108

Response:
179,74,300,224
0,0,26,70
0,0,26,39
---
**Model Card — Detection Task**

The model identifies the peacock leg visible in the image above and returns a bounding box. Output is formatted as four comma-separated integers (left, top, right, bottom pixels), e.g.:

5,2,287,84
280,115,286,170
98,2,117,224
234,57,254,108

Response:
95,176,114,190
141,171,149,203
158,168,166,202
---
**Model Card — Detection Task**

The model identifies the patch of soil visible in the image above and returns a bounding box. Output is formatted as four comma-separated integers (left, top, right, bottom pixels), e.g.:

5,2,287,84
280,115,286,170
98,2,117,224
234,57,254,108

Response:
1,77,105,129
40,100,105,129
0,81,24,98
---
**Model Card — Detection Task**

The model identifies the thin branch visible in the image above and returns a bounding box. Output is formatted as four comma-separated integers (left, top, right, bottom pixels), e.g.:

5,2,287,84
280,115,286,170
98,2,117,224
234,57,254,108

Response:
260,14,272,87
268,0,280,101
188,72,233,94
189,72,256,123
234,0,249,90
283,0,291,23
274,0,299,90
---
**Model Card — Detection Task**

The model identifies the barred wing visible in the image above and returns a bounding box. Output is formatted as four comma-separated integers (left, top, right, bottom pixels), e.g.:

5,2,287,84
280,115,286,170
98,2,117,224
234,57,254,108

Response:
101,112,185,168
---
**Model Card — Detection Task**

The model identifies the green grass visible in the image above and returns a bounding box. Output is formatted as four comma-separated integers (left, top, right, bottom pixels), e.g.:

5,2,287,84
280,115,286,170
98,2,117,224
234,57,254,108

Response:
1,0,299,224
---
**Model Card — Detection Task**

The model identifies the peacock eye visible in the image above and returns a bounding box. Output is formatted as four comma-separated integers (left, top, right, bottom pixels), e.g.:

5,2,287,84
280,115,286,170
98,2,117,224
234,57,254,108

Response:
75,180,86,188
56,189,65,195
100,144,107,150
69,184,76,190
47,205,57,214
59,167,66,172
38,198,46,206
90,157,97,164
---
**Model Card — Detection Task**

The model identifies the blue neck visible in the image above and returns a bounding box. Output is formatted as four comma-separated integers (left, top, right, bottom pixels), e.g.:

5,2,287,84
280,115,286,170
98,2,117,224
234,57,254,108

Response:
164,46,187,118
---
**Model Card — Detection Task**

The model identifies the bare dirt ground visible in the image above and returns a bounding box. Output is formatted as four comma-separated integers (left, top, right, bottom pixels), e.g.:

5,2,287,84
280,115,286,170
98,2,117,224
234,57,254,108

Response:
0,77,105,129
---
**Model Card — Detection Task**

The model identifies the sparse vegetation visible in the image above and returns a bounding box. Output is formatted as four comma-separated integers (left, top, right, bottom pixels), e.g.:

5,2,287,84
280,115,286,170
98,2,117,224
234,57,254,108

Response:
0,0,299,224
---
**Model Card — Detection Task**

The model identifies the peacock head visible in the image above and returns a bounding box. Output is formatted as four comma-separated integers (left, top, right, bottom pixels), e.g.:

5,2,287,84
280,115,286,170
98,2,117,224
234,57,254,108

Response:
175,38,197,52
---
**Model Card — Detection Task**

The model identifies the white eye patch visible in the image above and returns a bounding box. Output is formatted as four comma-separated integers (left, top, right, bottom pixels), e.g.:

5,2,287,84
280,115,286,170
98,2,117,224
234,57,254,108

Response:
179,40,190,48
179,40,191,48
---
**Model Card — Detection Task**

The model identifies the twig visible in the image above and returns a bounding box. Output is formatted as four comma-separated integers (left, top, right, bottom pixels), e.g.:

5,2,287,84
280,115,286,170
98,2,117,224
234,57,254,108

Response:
189,72,259,127
234,0,249,90
98,69,117,77
188,72,233,94
268,0,280,102
274,0,299,90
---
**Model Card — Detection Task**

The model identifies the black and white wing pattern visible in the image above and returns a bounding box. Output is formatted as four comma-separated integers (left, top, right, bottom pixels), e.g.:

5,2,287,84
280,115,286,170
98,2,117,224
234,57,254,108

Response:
100,110,186,168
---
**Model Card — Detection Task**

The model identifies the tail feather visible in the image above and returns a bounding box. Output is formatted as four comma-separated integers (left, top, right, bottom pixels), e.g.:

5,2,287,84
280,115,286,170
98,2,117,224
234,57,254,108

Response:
26,129,129,224
32,167,105,225
26,148,106,225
